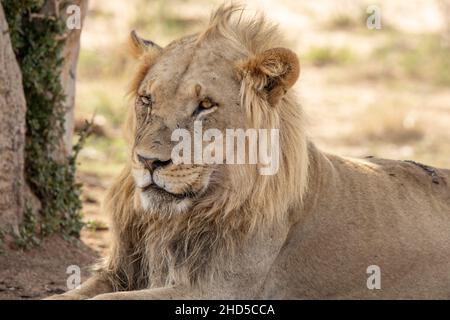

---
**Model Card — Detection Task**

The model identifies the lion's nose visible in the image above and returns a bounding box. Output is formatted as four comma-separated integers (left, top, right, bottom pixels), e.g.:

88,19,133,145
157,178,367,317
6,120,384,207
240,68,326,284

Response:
137,154,172,171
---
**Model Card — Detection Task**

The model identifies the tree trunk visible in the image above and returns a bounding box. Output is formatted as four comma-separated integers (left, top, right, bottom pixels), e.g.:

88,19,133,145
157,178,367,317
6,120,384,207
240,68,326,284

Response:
60,1,88,158
0,0,88,240
0,3,27,236
42,0,89,160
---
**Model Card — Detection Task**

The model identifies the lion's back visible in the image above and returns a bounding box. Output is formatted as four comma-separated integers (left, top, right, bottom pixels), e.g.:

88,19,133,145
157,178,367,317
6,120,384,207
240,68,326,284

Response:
363,157,450,208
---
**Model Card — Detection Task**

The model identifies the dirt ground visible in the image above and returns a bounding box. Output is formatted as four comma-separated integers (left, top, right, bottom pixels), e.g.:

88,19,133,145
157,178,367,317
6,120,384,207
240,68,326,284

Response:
0,236,98,300
0,172,110,300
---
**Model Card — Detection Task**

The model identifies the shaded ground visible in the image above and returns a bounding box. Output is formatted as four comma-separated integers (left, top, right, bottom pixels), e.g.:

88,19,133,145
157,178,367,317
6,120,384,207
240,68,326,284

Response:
0,236,98,300
0,172,109,300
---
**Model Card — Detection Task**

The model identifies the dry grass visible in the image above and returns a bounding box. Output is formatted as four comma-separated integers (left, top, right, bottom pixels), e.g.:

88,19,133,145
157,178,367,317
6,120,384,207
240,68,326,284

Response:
347,105,425,145
305,46,356,67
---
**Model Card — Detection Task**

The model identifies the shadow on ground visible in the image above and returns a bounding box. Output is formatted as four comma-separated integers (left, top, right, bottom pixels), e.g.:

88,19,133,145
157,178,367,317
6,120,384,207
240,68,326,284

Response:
0,236,98,300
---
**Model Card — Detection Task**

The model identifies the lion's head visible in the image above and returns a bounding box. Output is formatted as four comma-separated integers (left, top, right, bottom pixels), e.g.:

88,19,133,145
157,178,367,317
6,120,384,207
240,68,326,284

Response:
123,4,308,219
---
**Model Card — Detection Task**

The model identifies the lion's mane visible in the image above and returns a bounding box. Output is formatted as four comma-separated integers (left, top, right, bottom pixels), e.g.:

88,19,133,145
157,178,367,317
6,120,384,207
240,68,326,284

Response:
96,4,309,291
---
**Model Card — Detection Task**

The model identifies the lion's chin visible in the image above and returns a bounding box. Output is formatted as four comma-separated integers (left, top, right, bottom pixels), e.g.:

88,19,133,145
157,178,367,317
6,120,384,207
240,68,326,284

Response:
137,186,193,216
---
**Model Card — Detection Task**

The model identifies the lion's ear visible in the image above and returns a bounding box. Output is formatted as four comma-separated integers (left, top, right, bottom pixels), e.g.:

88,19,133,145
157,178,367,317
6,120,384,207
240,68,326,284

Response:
129,30,162,58
238,47,300,106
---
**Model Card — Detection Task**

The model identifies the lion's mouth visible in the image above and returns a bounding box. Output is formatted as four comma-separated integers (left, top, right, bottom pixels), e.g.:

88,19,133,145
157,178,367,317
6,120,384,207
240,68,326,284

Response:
141,184,195,200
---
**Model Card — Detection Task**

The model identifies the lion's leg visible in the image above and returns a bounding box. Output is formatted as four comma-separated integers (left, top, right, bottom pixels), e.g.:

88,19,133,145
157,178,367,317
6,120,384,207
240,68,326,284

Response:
45,274,114,300
90,286,195,300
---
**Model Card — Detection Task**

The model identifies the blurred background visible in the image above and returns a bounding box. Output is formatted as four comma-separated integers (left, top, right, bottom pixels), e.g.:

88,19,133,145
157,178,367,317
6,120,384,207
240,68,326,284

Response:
74,0,450,255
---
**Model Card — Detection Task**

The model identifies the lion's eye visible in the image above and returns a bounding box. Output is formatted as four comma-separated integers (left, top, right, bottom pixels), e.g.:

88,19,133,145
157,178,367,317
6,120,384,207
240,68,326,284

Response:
139,94,152,106
136,94,152,123
192,99,216,118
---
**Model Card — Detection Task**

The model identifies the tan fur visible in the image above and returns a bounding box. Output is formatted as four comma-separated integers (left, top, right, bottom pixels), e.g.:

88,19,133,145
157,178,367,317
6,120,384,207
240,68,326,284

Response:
48,4,450,300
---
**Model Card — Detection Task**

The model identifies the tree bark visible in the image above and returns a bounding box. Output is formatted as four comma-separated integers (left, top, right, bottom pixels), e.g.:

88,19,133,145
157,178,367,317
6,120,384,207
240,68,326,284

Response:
0,3,27,236
59,0,89,158
42,0,89,159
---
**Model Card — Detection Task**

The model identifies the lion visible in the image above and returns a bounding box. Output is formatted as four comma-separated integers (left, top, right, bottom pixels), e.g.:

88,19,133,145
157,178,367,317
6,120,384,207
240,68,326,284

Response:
49,4,450,299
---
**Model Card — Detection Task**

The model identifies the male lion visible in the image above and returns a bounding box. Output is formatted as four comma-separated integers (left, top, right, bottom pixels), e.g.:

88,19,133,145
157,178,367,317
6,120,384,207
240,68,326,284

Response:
50,4,450,299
